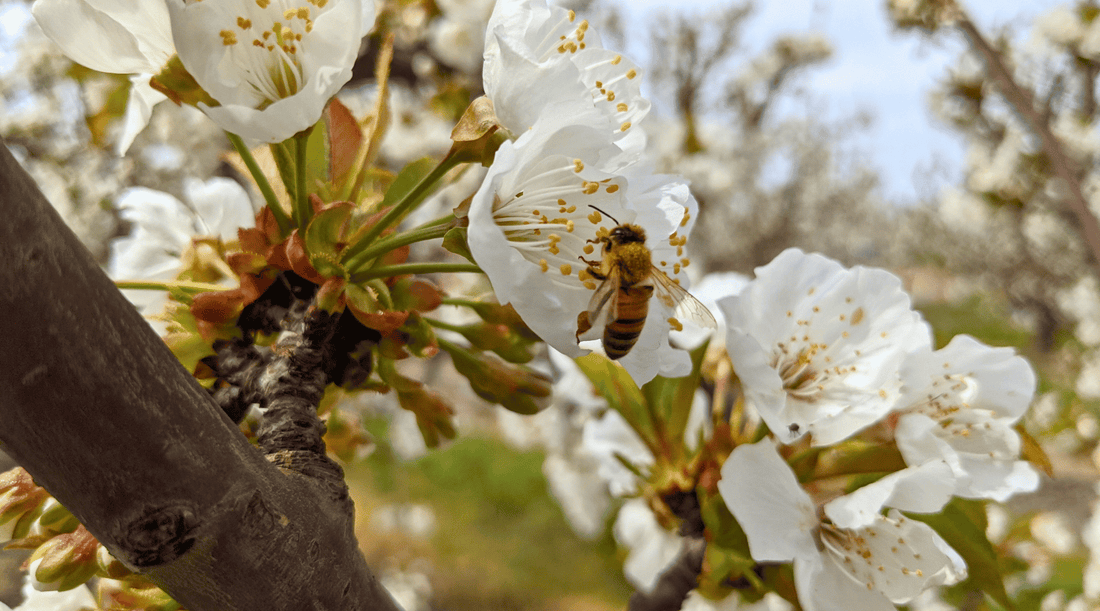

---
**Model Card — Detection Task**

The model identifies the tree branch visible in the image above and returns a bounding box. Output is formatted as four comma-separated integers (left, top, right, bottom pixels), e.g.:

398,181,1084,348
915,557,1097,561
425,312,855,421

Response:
0,139,400,611
956,17,1100,278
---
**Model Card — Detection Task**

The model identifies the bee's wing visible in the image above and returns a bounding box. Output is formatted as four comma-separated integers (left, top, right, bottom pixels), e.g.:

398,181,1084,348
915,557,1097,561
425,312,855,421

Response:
577,268,620,342
650,269,717,330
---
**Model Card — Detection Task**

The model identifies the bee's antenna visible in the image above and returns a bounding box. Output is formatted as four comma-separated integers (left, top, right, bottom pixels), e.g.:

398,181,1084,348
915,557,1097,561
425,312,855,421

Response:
588,205,620,225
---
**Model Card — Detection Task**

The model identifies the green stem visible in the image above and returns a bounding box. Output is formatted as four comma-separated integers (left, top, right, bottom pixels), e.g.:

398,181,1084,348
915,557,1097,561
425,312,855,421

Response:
340,151,463,264
293,131,312,229
424,318,466,334
343,216,455,273
227,132,290,236
114,280,227,293
349,262,481,284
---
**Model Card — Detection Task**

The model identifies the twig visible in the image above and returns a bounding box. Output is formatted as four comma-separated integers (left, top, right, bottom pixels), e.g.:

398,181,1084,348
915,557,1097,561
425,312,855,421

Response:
956,16,1100,277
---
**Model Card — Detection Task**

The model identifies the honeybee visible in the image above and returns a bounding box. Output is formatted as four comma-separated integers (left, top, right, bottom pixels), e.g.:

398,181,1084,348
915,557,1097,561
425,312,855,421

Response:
576,208,716,360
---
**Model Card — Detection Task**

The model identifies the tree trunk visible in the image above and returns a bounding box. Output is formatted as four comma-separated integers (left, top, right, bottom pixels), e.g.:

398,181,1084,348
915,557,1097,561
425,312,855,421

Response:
0,139,400,611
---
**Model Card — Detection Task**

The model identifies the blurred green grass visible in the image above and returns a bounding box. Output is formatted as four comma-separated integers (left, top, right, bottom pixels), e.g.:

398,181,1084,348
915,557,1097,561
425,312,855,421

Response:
348,418,633,611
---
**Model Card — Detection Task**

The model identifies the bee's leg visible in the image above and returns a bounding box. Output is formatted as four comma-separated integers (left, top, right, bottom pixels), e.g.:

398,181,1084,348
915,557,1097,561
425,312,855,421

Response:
579,259,605,275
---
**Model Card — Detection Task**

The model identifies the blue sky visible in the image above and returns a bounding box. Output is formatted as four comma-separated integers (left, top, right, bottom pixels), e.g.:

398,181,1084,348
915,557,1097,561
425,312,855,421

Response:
612,0,1068,203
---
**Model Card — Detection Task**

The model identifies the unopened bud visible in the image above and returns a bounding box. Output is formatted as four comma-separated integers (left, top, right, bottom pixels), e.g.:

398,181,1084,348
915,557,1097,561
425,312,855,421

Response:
29,525,99,592
0,468,50,543
447,343,551,415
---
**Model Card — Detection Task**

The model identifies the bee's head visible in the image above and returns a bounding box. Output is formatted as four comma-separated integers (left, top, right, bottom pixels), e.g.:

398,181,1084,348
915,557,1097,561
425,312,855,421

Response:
609,224,646,245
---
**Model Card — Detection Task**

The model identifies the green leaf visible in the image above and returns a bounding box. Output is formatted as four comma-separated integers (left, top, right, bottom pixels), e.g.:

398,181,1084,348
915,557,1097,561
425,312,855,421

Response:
304,203,353,278
442,227,476,264
640,339,709,458
381,156,437,209
906,498,1013,611
574,353,656,452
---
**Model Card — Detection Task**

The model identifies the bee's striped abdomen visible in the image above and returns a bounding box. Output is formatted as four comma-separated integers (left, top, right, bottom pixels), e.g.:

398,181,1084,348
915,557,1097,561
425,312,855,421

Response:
603,286,651,360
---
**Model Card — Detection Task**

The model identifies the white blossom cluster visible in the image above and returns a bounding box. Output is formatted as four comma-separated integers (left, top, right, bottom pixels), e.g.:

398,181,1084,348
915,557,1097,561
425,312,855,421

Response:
466,0,703,385
563,249,1040,610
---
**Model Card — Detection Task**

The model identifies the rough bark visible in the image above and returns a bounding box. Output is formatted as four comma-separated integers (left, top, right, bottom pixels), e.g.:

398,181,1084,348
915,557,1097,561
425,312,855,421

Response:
0,139,400,611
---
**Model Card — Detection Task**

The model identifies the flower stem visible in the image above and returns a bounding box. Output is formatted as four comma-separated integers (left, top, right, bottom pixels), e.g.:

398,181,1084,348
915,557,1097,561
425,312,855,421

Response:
293,131,312,229
227,132,290,236
349,262,481,284
343,216,456,273
424,317,465,333
114,279,227,294
340,151,464,265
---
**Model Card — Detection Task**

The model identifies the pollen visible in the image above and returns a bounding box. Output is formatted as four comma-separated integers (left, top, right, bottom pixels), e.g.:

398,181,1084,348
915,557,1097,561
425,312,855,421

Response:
668,317,683,332
851,307,865,325
539,259,549,272
560,264,573,275
220,30,239,45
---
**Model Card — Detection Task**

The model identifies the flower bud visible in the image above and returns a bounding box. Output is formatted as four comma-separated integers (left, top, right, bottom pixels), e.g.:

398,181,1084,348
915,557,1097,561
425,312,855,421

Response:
445,342,551,415
28,525,100,592
0,468,50,544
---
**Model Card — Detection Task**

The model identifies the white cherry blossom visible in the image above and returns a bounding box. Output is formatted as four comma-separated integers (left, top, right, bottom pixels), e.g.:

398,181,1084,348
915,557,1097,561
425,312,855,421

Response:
165,0,366,143
482,0,650,161
718,248,932,446
894,334,1040,501
718,440,966,611
31,0,175,153
467,120,700,384
108,178,255,326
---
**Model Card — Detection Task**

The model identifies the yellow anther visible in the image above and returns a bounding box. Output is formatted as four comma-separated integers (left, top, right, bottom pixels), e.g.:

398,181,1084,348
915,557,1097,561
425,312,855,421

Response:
611,55,622,65
583,244,595,254
560,264,572,275
620,121,631,131
568,9,575,21
607,91,617,102
539,259,549,272
626,69,637,79
573,159,584,172
583,181,599,194
606,184,619,194
549,244,560,255
220,30,239,45
588,211,602,224
680,211,691,227
557,198,567,206
566,220,575,232
237,17,252,29
256,0,270,8
668,317,683,332
584,280,597,289
616,102,629,112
